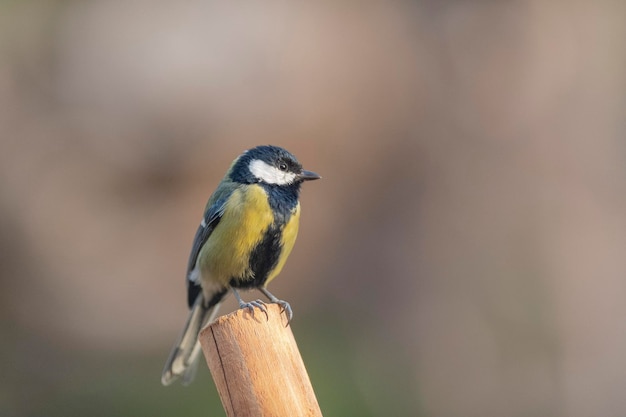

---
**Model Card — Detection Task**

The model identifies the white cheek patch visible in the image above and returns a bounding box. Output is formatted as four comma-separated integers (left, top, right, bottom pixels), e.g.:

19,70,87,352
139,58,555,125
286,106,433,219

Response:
249,159,297,185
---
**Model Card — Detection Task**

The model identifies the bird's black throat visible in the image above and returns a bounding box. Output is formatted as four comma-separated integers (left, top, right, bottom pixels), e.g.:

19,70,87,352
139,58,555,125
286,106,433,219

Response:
261,182,301,223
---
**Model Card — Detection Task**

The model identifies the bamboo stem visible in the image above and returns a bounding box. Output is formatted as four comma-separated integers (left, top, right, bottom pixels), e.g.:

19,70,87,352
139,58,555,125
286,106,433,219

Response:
199,304,323,417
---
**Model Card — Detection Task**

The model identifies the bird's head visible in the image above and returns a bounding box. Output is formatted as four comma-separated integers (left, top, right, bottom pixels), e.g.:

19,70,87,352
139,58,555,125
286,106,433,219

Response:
230,145,320,186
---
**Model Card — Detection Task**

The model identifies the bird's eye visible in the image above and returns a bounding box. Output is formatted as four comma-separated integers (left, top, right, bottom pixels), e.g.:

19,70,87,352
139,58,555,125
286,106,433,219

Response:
278,162,288,171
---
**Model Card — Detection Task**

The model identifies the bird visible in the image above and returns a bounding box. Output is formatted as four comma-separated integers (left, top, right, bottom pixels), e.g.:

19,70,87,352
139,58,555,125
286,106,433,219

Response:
161,145,320,386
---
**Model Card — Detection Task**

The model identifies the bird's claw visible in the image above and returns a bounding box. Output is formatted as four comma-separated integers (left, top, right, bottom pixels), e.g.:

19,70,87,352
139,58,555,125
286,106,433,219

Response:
274,300,293,325
257,288,293,326
239,299,269,321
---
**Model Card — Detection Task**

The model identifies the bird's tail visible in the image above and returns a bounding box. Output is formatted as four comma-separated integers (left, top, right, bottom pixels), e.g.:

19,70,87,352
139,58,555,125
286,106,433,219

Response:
161,295,222,386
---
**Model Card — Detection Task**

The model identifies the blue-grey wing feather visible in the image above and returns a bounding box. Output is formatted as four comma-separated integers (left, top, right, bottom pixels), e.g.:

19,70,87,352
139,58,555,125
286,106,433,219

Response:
185,200,226,307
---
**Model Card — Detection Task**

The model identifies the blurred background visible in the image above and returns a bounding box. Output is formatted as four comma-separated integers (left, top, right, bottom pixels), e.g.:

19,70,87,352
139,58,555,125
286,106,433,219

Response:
2,1,626,416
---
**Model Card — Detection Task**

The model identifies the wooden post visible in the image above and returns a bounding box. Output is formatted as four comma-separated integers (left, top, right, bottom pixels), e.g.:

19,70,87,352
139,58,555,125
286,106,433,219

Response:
199,304,323,417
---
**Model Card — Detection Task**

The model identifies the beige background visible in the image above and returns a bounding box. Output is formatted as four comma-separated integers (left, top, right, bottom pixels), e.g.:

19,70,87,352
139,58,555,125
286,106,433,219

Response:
1,2,625,416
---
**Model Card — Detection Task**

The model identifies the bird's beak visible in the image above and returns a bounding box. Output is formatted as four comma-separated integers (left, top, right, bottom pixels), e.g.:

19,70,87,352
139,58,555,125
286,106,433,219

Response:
299,170,321,181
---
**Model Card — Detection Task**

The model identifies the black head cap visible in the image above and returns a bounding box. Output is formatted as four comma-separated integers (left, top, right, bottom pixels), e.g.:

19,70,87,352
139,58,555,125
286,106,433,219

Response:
230,145,320,185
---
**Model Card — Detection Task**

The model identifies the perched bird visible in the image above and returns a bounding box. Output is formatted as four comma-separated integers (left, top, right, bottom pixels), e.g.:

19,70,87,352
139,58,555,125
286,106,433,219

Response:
161,145,320,386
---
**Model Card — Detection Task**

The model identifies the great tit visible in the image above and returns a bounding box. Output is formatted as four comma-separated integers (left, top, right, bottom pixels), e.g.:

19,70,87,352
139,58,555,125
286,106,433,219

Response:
161,145,320,386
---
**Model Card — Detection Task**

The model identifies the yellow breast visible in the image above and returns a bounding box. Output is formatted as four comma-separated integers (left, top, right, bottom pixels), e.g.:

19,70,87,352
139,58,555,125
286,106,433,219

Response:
198,185,275,286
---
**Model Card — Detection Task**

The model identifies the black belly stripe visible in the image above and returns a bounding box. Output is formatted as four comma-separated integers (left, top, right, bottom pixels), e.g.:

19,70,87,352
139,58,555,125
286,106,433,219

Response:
230,182,299,289
230,223,283,288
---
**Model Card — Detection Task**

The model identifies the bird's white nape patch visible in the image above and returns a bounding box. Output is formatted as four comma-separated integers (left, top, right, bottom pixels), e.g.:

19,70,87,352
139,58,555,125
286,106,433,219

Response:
249,159,297,185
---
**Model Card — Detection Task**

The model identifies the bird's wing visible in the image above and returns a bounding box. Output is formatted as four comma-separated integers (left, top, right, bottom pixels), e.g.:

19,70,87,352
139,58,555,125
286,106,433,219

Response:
185,194,229,307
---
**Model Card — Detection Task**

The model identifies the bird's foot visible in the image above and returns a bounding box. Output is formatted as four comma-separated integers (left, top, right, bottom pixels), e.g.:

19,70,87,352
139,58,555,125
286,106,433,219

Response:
258,287,293,325
239,299,269,321
274,299,293,324
232,287,269,321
